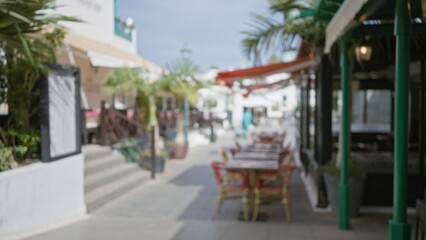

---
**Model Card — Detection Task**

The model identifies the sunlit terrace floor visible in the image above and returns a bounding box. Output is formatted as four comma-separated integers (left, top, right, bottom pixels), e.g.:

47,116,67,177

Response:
24,132,414,240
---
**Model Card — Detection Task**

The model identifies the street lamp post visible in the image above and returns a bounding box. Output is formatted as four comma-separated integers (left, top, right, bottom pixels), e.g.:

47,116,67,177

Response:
180,44,192,146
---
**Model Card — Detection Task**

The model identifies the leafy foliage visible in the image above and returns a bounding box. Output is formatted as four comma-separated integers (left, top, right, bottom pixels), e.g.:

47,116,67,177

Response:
160,58,201,107
0,0,76,162
104,67,140,96
105,58,201,128
0,140,15,171
319,160,365,179
241,0,325,60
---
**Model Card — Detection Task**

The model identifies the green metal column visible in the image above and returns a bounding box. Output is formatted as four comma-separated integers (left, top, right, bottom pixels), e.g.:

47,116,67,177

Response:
389,0,411,239
339,33,350,230
183,97,189,146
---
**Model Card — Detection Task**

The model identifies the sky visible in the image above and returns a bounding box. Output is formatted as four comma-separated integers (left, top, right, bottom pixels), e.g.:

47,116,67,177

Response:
117,0,271,72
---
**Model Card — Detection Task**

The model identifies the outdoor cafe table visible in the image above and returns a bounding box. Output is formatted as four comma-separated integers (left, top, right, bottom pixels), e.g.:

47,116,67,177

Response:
234,151,280,161
225,160,279,221
242,143,281,150
239,145,281,154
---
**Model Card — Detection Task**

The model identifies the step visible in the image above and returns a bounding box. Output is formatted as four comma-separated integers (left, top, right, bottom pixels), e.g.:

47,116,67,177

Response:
85,162,141,194
84,153,126,176
85,170,150,212
82,144,113,162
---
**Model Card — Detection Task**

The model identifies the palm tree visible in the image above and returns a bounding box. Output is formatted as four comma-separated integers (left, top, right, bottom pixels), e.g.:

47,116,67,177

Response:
104,61,200,157
160,58,201,148
104,67,164,127
241,0,324,60
162,58,200,106
104,67,140,108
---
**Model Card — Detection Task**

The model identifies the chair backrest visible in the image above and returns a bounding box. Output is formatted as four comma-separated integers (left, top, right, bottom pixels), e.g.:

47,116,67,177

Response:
211,161,248,188
235,140,242,150
278,161,296,172
211,161,224,184
275,133,286,145
278,161,296,188
279,150,293,164
218,148,230,162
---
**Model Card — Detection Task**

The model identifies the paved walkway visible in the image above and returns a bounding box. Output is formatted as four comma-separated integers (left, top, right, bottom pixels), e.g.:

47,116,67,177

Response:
24,133,411,240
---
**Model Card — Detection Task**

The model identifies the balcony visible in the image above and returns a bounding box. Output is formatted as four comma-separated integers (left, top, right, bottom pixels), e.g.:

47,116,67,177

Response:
114,17,133,42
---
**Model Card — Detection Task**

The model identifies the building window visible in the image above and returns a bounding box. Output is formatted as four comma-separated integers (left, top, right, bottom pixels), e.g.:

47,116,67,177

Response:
114,17,133,42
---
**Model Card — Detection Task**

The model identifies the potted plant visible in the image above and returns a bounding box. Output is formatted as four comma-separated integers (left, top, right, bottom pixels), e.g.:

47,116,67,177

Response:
169,113,188,159
158,57,201,159
320,160,366,217
136,148,168,173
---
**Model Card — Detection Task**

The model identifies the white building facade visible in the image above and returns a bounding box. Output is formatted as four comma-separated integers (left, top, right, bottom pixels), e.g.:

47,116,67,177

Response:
54,0,161,109
56,0,137,53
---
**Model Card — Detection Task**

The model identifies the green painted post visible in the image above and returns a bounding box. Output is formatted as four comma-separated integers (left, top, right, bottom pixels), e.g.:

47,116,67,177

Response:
389,0,411,239
183,97,189,146
339,33,350,230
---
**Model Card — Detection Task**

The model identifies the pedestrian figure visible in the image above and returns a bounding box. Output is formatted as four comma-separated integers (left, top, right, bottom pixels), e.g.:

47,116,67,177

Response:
242,108,253,137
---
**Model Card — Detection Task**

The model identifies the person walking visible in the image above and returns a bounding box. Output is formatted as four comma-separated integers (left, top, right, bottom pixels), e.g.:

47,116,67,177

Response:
242,108,253,137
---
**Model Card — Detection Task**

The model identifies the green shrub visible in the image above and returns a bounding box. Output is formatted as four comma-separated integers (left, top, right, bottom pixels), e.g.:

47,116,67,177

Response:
0,143,15,171
319,160,365,179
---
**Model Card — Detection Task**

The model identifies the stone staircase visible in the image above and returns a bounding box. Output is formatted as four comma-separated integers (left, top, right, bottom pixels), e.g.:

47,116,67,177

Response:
83,145,150,212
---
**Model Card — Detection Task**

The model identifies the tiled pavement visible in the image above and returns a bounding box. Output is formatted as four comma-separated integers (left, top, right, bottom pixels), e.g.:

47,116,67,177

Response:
24,132,415,240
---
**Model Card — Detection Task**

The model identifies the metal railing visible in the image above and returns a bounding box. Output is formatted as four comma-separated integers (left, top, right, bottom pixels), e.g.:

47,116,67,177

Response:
114,17,133,42
99,101,144,145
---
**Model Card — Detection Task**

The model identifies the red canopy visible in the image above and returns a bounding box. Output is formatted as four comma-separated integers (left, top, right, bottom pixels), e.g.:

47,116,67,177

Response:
216,55,314,86
242,79,291,97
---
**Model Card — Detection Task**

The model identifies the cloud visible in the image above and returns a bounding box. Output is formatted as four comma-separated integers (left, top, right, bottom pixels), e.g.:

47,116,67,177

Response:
118,0,270,71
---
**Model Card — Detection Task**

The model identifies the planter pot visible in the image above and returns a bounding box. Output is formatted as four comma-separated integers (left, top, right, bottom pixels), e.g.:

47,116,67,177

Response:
138,156,165,173
170,144,188,159
324,174,365,218
163,129,177,142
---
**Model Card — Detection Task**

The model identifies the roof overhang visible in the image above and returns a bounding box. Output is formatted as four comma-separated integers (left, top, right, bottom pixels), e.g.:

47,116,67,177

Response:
324,0,369,53
244,79,291,97
323,0,389,53
216,55,315,86
63,32,162,73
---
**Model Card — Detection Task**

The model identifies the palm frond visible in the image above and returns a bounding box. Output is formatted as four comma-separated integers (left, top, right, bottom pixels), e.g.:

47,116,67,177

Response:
241,0,325,60
269,0,316,15
241,13,293,60
0,0,78,68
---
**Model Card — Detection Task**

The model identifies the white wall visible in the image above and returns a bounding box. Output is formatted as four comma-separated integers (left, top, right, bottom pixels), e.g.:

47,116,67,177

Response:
232,93,244,128
0,154,86,238
264,85,299,112
56,0,137,53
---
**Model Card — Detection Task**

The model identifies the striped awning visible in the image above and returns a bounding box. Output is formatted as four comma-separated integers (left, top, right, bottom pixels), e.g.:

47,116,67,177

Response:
216,55,315,86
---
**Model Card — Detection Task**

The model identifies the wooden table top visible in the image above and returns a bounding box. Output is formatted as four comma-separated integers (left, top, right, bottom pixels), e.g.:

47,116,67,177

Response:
247,143,281,148
240,146,281,153
234,151,280,161
225,160,279,171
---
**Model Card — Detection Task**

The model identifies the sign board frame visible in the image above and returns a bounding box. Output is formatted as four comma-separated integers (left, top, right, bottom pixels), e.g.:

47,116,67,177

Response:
40,64,81,162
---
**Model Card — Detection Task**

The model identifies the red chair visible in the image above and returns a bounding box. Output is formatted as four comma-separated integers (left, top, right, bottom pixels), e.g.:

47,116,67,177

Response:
211,161,250,221
229,148,240,158
218,148,230,162
252,161,296,222
279,149,293,164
